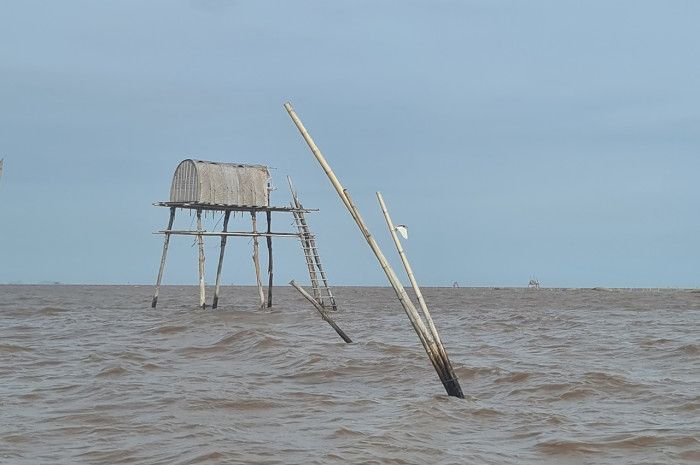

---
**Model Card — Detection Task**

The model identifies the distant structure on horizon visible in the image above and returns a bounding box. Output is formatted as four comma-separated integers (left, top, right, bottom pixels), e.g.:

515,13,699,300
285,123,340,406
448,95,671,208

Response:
528,277,540,289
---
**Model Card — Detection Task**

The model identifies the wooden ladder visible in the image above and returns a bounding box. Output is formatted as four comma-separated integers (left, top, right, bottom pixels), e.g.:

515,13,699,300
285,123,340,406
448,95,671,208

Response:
288,178,338,311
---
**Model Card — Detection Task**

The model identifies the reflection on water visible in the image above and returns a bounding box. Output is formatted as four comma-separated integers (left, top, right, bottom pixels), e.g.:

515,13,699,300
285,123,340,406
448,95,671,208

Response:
1,285,698,464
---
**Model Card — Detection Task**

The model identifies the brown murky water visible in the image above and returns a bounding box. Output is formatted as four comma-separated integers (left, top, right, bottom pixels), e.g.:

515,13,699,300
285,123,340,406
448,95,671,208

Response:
1,285,698,464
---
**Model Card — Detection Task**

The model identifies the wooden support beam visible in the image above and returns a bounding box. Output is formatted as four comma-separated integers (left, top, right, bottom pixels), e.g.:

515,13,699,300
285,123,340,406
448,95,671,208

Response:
155,230,300,238
153,201,317,213
290,280,351,343
196,209,206,309
151,207,176,308
266,210,273,308
212,211,231,309
251,212,265,307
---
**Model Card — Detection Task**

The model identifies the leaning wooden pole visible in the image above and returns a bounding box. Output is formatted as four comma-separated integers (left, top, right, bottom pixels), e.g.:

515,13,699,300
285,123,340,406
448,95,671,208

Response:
284,102,439,356
251,211,265,307
376,191,461,394
284,101,464,398
196,209,206,309
343,188,449,379
265,210,273,308
290,280,352,343
212,211,231,309
151,206,176,308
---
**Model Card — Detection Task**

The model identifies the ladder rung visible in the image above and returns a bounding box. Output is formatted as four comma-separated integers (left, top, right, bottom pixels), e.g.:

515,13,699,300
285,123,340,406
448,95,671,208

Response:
296,209,336,309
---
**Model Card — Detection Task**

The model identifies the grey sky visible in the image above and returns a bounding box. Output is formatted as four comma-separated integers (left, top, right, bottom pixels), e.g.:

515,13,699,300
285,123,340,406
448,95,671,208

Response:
1,0,698,287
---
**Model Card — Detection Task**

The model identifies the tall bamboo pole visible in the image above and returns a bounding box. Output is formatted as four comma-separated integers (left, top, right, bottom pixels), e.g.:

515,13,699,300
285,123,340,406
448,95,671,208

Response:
343,188,447,377
251,211,265,307
284,102,463,398
212,211,231,309
151,207,176,308
196,209,206,309
376,191,462,396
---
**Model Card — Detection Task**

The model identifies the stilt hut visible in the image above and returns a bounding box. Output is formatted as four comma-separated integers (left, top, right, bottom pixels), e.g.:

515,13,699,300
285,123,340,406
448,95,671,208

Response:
151,159,337,310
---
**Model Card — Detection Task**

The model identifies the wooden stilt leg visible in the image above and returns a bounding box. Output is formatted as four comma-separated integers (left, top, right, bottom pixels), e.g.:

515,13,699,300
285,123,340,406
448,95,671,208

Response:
196,209,206,309
212,211,231,309
251,211,265,307
266,210,273,308
151,207,176,308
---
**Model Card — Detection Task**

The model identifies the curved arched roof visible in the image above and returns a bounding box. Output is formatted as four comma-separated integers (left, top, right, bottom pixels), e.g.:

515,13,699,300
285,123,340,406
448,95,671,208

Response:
170,159,270,207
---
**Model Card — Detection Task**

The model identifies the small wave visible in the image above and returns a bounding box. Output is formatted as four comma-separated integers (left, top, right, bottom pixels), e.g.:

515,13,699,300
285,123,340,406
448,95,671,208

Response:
494,371,530,384
599,434,663,448
329,427,366,439
510,383,570,397
679,450,700,461
583,371,641,390
537,434,696,455
0,343,33,353
677,344,699,355
472,407,502,417
147,325,188,335
44,383,81,393
187,397,282,411
535,439,599,455
675,396,700,412
96,366,127,377
214,329,283,349
83,353,104,363
3,434,30,444
117,351,146,362
39,306,70,316
455,365,504,379
362,341,409,355
639,337,673,347
180,329,282,355
185,451,224,464
547,415,565,425
559,388,594,400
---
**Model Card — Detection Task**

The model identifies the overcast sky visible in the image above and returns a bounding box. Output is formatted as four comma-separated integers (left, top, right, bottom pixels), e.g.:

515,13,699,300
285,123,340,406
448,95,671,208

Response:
1,0,698,287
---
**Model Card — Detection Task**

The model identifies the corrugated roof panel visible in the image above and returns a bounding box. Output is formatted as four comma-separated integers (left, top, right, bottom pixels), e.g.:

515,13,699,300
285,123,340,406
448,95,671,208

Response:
169,159,270,207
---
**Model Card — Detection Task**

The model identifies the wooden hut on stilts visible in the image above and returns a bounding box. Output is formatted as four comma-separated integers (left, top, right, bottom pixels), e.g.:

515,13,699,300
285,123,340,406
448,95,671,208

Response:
150,159,337,310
